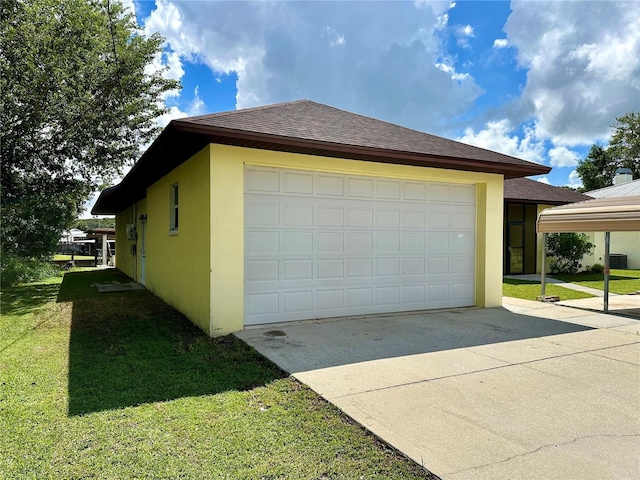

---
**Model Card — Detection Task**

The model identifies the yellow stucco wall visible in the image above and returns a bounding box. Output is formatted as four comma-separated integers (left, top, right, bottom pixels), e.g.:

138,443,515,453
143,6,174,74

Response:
208,144,505,335
140,147,211,333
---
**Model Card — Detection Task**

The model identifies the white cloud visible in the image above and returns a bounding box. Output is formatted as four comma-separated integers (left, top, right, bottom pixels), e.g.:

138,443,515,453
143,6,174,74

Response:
323,27,345,46
493,38,508,49
457,119,545,163
548,146,579,168
187,86,206,116
504,1,640,146
535,176,550,185
141,0,479,133
434,61,470,81
566,170,583,189
156,105,188,129
458,24,474,37
453,23,474,48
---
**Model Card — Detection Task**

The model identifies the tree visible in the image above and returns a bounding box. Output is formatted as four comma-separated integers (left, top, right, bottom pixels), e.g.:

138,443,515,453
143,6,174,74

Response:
73,218,116,231
575,144,618,192
609,112,640,179
576,112,640,192
546,233,594,275
1,0,179,260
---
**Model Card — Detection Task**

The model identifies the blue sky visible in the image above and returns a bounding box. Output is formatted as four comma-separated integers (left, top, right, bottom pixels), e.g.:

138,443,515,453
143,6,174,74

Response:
89,0,640,215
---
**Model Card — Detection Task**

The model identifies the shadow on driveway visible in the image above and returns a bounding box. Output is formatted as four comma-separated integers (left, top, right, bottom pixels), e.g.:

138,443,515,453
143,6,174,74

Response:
235,307,594,373
59,270,286,416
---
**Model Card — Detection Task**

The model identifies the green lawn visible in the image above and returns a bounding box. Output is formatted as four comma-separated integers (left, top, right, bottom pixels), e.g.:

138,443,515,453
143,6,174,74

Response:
53,254,96,261
551,269,640,295
0,270,432,479
503,278,595,301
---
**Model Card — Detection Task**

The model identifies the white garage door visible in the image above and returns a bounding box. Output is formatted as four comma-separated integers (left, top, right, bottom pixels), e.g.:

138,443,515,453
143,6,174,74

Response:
244,166,476,325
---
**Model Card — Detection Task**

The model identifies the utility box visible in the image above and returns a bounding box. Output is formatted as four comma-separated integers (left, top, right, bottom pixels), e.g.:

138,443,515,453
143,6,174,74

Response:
609,254,627,269
126,224,137,240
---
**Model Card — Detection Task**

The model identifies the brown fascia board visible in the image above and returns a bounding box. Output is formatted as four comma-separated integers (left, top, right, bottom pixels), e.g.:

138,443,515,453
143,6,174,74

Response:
93,121,550,214
172,121,550,178
504,198,571,206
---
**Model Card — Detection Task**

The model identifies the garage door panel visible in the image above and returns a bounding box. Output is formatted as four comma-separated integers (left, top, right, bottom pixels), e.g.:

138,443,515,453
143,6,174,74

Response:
316,174,345,196
375,233,400,253
403,210,427,229
283,171,313,194
403,182,427,201
346,233,373,253
244,167,476,325
429,183,451,202
347,177,374,197
376,179,401,199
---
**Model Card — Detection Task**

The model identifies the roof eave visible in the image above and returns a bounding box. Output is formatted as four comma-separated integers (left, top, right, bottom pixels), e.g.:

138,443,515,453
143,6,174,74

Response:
93,119,550,214
172,121,550,178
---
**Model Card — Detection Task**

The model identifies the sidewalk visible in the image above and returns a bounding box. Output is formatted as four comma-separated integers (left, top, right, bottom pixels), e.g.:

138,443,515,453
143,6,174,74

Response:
504,274,617,297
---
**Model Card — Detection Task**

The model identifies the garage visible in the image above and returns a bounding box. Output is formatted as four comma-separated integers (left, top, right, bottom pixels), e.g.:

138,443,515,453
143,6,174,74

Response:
244,166,476,325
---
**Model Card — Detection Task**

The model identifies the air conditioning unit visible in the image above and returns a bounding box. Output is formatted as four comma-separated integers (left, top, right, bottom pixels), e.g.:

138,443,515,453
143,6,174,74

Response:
126,224,137,240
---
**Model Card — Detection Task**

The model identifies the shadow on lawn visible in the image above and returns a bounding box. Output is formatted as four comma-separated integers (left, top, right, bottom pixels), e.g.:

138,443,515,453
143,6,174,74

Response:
60,270,286,416
1,283,60,316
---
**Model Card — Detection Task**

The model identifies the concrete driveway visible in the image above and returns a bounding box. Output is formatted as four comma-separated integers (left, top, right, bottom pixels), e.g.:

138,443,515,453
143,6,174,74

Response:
235,299,640,479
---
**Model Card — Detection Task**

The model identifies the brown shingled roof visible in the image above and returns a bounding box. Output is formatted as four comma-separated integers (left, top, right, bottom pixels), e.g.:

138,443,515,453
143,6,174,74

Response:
504,177,591,205
177,100,546,170
93,100,550,214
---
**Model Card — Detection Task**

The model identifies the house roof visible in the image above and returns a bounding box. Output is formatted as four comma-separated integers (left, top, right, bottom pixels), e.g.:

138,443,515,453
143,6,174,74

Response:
504,177,591,205
92,99,550,214
586,179,640,198
537,195,640,233
86,228,115,235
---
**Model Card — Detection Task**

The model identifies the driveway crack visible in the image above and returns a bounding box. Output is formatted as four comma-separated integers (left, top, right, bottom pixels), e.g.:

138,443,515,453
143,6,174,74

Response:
449,433,640,476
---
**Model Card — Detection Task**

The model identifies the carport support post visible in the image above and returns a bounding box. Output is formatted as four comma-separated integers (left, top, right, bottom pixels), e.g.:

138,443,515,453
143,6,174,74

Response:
604,231,610,312
540,233,547,299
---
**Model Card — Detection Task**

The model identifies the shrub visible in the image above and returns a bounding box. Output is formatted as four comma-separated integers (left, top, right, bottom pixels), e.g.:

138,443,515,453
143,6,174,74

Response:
1,254,61,287
547,233,594,275
590,263,605,274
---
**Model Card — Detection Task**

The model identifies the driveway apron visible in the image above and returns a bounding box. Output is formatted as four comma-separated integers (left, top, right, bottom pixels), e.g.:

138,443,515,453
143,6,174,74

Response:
235,300,640,479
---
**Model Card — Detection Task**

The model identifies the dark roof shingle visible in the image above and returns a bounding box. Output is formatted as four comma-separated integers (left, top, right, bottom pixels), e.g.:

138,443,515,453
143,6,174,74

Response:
504,177,591,205
178,100,544,169
93,100,550,214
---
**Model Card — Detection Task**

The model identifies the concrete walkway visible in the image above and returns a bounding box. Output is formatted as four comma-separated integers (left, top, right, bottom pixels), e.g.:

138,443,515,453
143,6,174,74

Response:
503,274,616,297
236,301,640,479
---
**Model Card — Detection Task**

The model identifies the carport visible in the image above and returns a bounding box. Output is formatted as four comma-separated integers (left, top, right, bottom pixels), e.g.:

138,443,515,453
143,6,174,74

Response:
537,195,640,312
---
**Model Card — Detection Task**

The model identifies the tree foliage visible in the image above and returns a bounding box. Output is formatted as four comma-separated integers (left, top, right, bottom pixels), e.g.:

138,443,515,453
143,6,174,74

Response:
546,233,594,275
74,217,116,231
576,112,640,192
1,0,179,259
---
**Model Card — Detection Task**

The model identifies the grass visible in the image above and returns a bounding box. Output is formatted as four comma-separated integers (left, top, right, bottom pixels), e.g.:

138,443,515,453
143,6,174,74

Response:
503,278,595,301
53,254,96,261
551,269,640,295
0,270,433,479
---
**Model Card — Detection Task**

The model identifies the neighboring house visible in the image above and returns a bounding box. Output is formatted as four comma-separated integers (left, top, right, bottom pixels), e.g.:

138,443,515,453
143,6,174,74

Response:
92,100,548,336
583,173,640,269
86,228,116,266
58,228,88,255
503,178,591,275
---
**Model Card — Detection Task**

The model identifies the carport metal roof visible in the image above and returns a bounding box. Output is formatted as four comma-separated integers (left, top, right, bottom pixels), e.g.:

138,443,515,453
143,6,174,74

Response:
536,195,640,312
536,196,640,233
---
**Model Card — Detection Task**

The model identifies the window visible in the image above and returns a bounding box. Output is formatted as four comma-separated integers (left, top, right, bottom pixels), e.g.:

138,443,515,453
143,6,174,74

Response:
170,183,179,233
